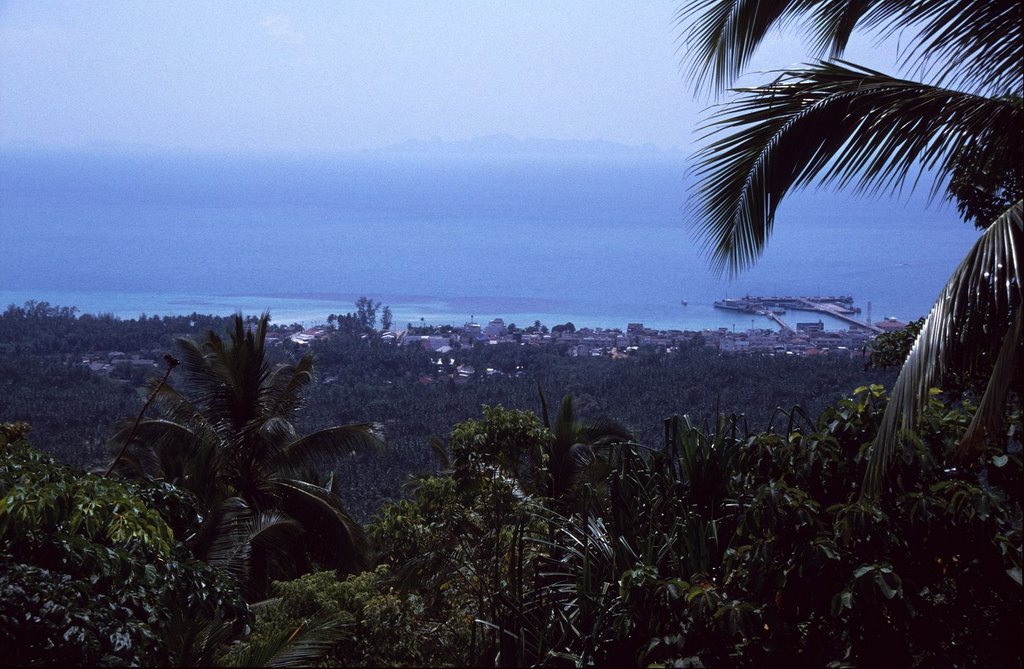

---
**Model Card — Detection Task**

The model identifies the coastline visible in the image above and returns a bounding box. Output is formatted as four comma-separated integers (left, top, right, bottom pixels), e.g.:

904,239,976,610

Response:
0,288,890,334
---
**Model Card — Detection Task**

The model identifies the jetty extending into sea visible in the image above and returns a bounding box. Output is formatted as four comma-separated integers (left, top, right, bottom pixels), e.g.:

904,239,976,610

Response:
713,295,883,334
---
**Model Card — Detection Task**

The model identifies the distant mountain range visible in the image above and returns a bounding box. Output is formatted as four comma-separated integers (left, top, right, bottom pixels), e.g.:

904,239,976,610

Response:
375,134,683,157
2,135,684,159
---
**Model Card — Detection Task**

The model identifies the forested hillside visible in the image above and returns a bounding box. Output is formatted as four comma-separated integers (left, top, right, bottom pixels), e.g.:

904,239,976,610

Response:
2,312,1018,667
0,302,894,517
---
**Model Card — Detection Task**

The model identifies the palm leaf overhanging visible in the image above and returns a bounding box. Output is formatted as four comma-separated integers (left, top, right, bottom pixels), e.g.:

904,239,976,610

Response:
692,61,1020,276
678,0,1022,95
679,0,1023,492
865,202,1023,492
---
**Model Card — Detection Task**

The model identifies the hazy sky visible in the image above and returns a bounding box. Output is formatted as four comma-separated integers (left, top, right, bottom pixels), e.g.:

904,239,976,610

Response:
0,2,899,154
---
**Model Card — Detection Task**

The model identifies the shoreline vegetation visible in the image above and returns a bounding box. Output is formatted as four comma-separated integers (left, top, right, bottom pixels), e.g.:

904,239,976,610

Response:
0,288,897,334
3,294,896,357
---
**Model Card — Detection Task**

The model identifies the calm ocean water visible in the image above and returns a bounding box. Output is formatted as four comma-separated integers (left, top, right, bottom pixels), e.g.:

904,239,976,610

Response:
0,149,979,332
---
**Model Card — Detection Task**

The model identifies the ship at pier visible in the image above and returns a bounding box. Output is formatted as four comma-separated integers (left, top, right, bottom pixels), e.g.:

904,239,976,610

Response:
713,295,878,332
714,295,859,313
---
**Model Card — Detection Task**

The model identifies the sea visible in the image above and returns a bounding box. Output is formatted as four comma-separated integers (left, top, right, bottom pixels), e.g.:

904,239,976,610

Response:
0,148,981,333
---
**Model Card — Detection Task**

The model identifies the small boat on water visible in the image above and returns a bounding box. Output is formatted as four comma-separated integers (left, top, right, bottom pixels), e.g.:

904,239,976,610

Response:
681,299,688,306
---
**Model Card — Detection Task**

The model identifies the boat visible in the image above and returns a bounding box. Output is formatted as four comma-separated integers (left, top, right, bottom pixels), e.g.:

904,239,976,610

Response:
680,299,688,306
714,299,756,312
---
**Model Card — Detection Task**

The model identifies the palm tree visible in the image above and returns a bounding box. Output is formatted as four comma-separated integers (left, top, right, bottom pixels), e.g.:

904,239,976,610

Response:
110,313,384,596
678,0,1022,494
538,391,632,508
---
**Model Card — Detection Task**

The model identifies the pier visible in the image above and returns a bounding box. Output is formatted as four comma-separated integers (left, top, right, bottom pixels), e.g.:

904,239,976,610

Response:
792,298,882,333
754,308,793,334
714,295,882,334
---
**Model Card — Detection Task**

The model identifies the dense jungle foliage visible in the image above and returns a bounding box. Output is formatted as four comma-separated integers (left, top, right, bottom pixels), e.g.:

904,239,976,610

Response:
3,386,1020,666
0,302,893,519
1,308,1020,666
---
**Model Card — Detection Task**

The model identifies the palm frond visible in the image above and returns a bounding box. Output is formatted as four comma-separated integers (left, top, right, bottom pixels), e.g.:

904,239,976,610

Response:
958,307,1023,457
864,201,1023,495
221,614,351,668
677,0,803,93
176,327,247,428
148,381,219,439
389,544,464,593
677,0,896,92
108,417,226,505
109,416,195,446
251,416,299,462
677,0,1022,95
262,356,315,420
145,427,224,507
161,608,237,668
188,314,272,436
860,0,1023,95
567,443,596,468
553,394,577,446
206,498,303,582
582,418,633,446
538,393,635,503
428,436,451,470
272,423,385,475
174,335,224,402
107,418,201,473
538,385,552,429
272,478,370,573
692,60,1019,276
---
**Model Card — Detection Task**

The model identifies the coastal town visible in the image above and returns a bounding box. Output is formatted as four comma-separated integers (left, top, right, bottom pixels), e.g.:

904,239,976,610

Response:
75,296,909,377
384,312,904,359
364,294,904,359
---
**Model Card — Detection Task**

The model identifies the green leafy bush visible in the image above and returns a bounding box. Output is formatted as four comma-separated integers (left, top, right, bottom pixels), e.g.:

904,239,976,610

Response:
225,565,464,668
523,388,1023,667
0,423,248,666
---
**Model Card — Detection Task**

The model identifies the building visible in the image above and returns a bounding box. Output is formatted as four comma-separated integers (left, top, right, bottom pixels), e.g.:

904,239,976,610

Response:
875,317,908,331
796,321,824,333
484,318,506,336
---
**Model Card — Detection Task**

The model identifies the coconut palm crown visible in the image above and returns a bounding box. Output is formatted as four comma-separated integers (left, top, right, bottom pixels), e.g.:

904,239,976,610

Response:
678,0,1023,494
111,313,384,595
538,391,633,506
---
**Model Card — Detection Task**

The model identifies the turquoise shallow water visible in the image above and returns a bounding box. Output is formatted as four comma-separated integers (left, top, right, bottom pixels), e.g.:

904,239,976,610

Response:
0,150,979,332
0,288,884,333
